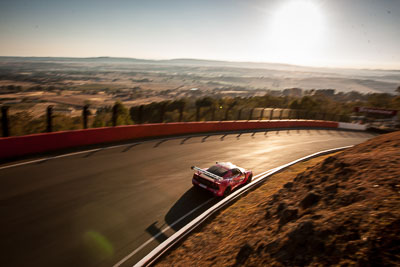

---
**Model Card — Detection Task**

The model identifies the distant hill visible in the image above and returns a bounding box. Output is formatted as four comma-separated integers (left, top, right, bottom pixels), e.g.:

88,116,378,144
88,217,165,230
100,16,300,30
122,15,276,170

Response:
0,56,399,94
1,56,399,73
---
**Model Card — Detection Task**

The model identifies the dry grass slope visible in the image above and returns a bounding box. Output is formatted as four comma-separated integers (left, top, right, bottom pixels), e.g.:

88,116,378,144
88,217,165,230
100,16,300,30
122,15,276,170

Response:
156,131,400,266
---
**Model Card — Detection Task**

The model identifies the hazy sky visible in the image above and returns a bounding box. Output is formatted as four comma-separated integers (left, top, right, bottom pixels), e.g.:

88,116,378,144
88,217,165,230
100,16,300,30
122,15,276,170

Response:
1,0,399,69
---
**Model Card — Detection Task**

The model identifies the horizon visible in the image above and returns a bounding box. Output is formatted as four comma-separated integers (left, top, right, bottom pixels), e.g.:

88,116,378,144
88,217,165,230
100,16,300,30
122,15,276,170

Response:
1,55,400,72
1,0,400,70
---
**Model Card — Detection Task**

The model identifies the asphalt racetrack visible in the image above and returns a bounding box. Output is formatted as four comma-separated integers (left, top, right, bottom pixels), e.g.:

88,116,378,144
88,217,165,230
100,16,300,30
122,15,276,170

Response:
0,129,375,267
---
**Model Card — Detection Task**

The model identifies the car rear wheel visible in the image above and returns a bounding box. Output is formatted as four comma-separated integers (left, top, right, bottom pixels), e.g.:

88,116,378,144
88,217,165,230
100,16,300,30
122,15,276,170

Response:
246,173,253,184
223,187,231,197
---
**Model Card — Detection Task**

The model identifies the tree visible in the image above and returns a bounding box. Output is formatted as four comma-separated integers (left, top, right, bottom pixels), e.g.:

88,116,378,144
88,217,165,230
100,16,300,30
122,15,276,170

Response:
113,101,133,125
367,93,392,108
221,98,237,120
195,97,215,121
289,100,301,109
167,99,186,122
92,112,109,127
298,96,320,111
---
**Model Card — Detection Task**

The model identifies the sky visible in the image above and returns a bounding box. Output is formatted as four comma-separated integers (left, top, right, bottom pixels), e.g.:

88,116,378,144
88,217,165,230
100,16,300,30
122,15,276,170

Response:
0,0,399,69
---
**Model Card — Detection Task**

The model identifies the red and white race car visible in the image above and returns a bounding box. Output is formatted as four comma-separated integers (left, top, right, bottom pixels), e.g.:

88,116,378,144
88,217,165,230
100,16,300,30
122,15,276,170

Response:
191,162,253,197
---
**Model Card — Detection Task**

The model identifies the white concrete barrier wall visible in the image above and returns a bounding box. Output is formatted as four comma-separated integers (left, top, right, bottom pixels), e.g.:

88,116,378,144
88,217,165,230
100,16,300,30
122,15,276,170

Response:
338,122,367,131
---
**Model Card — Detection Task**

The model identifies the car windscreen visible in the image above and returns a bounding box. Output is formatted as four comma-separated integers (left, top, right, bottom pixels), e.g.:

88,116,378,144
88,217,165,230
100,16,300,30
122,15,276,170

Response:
206,165,228,177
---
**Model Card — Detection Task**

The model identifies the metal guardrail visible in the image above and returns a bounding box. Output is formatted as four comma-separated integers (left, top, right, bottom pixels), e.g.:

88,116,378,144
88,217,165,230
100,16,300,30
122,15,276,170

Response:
133,146,353,267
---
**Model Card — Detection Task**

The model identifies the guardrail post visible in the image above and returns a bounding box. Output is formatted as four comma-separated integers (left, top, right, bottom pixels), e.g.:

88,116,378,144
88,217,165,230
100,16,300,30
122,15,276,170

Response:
312,112,317,120
279,109,283,120
248,108,254,120
1,106,9,137
46,105,53,132
112,104,118,126
224,107,231,121
269,109,274,120
179,103,184,122
159,102,166,123
138,105,144,124
259,108,265,120
237,108,243,120
82,104,89,129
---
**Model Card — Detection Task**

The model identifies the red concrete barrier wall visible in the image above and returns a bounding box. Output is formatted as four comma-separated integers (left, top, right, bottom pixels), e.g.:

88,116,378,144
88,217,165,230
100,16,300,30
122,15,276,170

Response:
0,120,338,159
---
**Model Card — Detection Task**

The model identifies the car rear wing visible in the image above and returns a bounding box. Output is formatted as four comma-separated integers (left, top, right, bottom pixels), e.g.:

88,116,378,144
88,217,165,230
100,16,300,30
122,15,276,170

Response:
191,166,222,181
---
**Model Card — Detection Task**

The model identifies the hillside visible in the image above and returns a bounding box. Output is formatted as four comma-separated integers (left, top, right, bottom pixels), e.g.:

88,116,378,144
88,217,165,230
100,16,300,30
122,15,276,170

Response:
156,131,400,266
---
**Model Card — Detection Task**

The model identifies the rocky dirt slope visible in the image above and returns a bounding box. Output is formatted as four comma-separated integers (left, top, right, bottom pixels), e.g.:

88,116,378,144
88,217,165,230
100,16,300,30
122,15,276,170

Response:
156,131,400,266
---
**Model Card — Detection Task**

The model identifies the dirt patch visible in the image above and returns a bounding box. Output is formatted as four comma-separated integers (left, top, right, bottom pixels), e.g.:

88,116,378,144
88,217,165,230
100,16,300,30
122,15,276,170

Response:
156,131,400,266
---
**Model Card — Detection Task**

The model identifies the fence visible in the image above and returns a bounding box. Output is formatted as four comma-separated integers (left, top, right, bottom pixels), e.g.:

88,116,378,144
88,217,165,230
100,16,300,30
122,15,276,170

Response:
0,104,351,137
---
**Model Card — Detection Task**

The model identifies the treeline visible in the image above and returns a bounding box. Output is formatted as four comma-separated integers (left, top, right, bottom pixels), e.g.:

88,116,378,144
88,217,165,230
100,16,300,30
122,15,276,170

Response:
1,91,400,137
128,92,400,123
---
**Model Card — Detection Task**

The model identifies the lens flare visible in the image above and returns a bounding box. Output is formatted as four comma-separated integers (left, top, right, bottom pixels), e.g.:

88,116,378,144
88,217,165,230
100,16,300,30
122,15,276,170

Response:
83,231,114,260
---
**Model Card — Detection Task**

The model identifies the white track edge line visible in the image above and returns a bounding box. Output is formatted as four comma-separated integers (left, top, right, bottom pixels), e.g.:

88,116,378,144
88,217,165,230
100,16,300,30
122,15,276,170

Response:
112,198,214,267
133,145,353,267
112,170,275,267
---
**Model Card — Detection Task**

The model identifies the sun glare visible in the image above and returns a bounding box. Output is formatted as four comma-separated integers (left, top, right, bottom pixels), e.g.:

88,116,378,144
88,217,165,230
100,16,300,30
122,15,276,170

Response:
266,0,324,65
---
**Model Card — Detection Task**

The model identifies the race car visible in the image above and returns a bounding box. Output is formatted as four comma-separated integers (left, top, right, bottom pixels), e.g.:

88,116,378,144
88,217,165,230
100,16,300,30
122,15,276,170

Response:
191,162,253,197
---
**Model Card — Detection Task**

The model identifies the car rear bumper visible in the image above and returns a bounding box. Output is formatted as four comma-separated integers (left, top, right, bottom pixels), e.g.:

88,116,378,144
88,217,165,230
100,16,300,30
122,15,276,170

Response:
192,178,224,196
